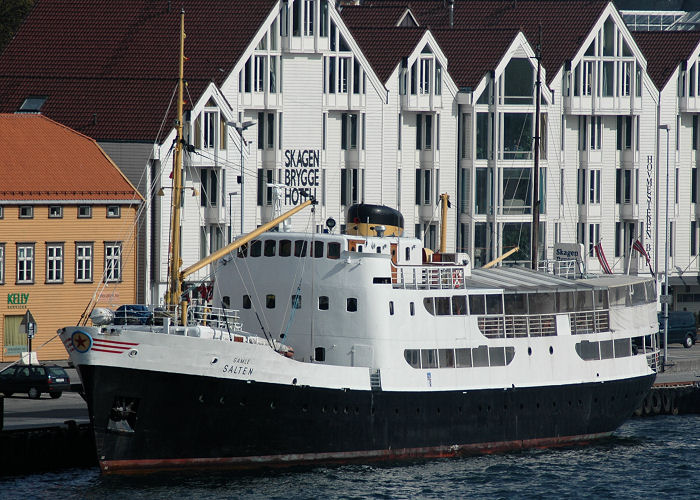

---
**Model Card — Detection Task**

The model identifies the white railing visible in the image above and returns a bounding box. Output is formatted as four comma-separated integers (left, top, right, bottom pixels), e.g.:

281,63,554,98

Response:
537,259,580,278
478,314,557,339
569,310,610,334
188,305,243,332
393,266,466,290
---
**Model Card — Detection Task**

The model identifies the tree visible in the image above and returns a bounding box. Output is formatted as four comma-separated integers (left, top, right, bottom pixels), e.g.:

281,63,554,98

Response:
0,0,35,55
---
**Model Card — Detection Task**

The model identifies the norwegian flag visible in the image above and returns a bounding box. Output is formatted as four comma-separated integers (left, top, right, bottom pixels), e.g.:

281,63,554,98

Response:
632,238,656,278
594,241,613,274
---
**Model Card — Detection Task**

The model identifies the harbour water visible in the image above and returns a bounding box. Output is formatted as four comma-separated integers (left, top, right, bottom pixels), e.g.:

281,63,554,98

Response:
2,415,698,499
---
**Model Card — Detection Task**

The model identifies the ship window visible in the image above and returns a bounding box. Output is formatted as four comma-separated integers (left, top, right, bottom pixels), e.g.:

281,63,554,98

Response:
472,345,489,367
556,291,576,312
505,346,515,364
279,239,292,257
264,240,276,257
327,242,340,259
576,290,593,311
404,349,421,368
222,296,230,309
243,295,251,309
250,240,262,257
315,347,326,362
410,302,415,316
452,295,467,315
421,349,438,368
645,281,656,303
266,294,276,308
455,348,472,367
575,340,600,361
469,295,485,315
313,240,324,258
347,297,357,312
486,294,503,314
405,247,410,260
504,293,528,314
489,347,506,366
435,297,450,315
237,243,248,258
423,297,434,315
438,348,455,368
614,338,631,358
608,286,626,307
291,294,302,309
319,296,329,310
594,289,609,310
389,301,394,315
529,292,556,314
600,340,614,359
631,282,646,305
295,240,308,257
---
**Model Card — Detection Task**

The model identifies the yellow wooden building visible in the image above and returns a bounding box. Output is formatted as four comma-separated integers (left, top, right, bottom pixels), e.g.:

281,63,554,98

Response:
0,114,143,361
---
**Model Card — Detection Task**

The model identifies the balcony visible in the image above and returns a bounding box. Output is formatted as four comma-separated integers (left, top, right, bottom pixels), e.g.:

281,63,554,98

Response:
401,93,441,112
323,92,365,111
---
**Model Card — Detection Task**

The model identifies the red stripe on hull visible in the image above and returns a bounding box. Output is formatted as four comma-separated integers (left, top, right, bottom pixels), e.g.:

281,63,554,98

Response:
92,348,128,354
96,339,140,347
99,431,611,474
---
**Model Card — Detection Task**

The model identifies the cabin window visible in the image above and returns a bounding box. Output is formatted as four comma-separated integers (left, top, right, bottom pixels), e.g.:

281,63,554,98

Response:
504,293,528,315
222,296,230,309
237,243,248,258
404,349,421,368
489,347,506,366
313,240,324,258
472,345,489,367
243,295,251,309
294,240,308,257
435,297,450,315
468,295,485,315
319,296,329,310
291,294,302,309
423,297,434,315
389,301,394,315
279,240,292,257
485,294,503,314
314,347,326,362
410,302,415,316
529,292,556,314
577,290,594,311
451,296,467,315
266,294,276,308
438,349,455,368
556,291,576,312
455,348,472,367
250,240,262,257
594,289,609,310
421,349,438,368
327,242,340,259
405,247,410,260
347,297,357,312
264,240,276,257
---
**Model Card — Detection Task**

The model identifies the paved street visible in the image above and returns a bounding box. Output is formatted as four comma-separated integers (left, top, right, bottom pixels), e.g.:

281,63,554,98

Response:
1,391,89,430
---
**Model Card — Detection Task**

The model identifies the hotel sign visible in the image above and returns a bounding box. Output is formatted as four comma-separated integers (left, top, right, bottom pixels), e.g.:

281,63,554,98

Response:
283,149,320,205
645,155,654,264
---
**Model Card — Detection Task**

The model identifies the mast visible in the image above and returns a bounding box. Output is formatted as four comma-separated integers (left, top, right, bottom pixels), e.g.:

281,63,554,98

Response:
439,193,449,253
531,25,542,270
166,9,186,308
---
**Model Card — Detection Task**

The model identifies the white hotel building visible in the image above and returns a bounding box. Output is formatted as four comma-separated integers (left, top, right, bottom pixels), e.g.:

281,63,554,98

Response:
3,0,700,313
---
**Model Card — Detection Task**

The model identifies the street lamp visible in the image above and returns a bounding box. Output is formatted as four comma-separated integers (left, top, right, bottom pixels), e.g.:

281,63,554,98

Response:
659,123,669,369
227,191,239,243
228,120,255,234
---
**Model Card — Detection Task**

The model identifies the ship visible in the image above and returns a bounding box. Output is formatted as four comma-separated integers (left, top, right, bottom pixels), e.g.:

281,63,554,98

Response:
58,12,659,474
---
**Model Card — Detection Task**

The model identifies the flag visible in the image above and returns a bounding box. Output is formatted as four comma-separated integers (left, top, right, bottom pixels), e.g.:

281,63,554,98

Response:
632,238,656,278
594,241,613,274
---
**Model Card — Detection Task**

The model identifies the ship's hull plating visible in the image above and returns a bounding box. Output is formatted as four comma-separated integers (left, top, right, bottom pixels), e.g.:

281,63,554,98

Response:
79,365,655,473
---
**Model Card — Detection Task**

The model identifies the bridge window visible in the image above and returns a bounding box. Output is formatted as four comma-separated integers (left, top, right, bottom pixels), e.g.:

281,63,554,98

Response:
319,296,329,310
294,240,308,257
327,242,340,259
279,239,292,257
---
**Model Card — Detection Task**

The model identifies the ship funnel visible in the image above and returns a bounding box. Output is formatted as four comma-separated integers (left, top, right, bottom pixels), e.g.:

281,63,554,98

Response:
346,204,404,237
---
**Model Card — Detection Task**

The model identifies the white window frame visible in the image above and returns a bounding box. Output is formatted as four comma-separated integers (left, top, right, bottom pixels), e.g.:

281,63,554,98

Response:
589,169,601,204
338,56,350,94
46,243,64,283
304,0,314,36
254,55,266,93
420,58,431,95
107,205,121,218
78,205,92,218
76,243,93,283
16,243,34,284
0,243,4,284
203,110,218,149
49,205,63,218
105,242,122,283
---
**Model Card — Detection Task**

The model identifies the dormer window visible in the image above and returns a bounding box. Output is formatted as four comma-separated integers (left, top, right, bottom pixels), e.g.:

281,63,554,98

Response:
18,96,47,113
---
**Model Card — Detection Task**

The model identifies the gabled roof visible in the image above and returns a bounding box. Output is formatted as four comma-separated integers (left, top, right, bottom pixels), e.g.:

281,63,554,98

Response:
342,0,610,85
348,27,428,83
0,114,142,201
0,0,277,143
633,31,700,90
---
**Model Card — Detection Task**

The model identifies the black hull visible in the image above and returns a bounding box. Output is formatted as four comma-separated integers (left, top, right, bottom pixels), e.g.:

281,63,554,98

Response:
79,365,655,473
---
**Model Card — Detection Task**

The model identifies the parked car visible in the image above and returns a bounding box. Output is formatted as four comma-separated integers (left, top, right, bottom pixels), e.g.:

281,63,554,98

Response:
0,364,70,399
113,304,152,325
658,311,698,348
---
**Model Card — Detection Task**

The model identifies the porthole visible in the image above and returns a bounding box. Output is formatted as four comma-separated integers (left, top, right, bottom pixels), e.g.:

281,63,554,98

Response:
528,347,532,356
549,346,554,354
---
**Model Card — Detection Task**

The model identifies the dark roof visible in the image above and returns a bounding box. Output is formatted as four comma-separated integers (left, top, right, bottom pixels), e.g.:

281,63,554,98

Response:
350,27,427,83
341,4,416,27
0,114,142,201
633,31,700,90
342,0,611,85
0,0,277,143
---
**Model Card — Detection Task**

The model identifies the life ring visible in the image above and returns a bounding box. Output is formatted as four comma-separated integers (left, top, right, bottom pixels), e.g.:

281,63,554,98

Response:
452,271,462,289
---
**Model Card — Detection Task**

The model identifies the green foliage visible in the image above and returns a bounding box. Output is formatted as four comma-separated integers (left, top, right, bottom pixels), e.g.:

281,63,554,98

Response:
0,0,35,55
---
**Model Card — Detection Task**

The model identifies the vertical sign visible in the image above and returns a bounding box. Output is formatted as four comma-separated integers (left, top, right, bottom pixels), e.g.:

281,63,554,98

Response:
645,155,654,265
